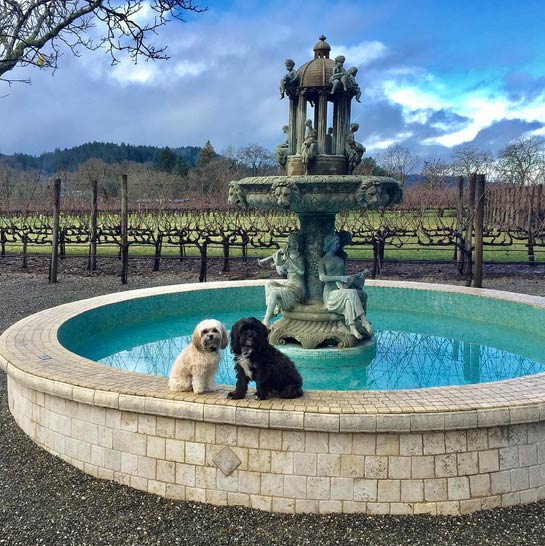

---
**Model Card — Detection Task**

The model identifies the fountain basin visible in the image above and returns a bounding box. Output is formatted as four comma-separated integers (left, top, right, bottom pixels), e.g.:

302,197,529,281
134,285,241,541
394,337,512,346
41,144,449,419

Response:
2,280,545,515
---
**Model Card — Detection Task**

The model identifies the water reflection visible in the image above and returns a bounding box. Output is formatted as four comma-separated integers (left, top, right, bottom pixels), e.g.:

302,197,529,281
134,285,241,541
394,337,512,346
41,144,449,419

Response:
96,329,545,391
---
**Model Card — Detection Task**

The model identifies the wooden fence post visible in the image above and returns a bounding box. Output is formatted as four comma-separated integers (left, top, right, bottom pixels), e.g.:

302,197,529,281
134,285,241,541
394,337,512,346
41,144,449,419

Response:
120,174,129,285
49,178,61,283
463,173,476,286
527,185,536,264
88,179,98,272
473,174,486,288
455,176,464,272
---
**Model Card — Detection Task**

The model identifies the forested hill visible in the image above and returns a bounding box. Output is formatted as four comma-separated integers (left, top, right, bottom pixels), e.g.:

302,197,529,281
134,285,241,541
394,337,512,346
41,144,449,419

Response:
0,142,201,173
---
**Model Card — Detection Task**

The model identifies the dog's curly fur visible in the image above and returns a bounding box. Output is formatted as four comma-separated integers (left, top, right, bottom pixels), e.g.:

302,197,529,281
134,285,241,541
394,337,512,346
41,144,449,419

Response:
228,317,303,400
169,319,228,394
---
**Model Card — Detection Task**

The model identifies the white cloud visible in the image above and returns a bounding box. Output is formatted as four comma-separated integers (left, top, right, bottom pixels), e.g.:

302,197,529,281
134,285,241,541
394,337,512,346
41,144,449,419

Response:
335,41,388,67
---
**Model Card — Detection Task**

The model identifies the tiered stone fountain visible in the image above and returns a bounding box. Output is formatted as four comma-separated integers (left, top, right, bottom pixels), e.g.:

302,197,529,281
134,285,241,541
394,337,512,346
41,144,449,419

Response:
229,36,402,349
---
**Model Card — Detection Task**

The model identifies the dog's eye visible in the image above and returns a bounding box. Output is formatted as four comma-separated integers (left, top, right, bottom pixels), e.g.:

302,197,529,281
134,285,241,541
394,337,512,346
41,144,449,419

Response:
202,329,209,334
210,328,218,333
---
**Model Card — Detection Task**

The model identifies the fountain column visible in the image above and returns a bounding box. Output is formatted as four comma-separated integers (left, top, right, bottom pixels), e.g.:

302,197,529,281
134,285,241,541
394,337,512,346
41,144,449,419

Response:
298,212,335,303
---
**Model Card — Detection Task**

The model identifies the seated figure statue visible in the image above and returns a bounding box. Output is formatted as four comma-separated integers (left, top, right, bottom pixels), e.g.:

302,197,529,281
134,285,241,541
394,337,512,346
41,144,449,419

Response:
274,125,289,167
259,232,305,326
345,123,366,173
318,232,372,339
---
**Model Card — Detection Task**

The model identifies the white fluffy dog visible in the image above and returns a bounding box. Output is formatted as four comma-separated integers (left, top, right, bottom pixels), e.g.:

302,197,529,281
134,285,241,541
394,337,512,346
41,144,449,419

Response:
168,319,228,394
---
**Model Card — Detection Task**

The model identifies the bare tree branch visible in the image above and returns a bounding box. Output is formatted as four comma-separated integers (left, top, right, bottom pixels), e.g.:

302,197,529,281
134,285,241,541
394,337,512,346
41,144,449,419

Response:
0,0,206,84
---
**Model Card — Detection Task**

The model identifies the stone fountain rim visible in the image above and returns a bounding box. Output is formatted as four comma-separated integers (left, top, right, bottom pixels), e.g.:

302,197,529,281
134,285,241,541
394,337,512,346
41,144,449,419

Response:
233,174,401,186
1,279,545,433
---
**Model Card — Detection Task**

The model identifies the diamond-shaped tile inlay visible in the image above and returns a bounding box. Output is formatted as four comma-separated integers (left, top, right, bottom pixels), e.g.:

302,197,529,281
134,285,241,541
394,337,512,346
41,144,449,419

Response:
213,446,242,476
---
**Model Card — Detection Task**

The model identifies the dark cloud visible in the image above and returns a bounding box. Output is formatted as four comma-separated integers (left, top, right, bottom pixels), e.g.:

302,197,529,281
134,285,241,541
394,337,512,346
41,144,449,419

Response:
504,71,545,102
465,119,544,153
427,109,470,130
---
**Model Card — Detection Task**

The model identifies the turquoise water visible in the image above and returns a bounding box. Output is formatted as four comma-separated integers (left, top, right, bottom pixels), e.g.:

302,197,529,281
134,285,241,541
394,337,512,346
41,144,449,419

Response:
68,304,545,391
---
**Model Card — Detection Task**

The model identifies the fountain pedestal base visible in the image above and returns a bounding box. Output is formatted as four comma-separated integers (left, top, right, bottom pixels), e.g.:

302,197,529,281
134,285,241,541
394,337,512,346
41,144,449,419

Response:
269,303,369,349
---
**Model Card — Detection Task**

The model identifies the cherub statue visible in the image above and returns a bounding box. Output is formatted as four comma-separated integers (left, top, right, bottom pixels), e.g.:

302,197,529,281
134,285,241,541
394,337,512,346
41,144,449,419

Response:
259,232,305,326
300,119,317,173
345,123,366,173
274,125,289,167
329,55,347,94
279,59,297,99
346,66,362,102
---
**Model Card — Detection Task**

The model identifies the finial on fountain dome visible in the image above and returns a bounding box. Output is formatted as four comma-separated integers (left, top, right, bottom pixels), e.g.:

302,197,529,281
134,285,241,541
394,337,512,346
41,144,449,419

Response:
313,35,331,59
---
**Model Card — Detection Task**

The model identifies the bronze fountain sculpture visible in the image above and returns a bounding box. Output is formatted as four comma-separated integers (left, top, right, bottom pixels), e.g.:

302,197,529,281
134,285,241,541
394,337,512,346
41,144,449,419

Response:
229,36,402,349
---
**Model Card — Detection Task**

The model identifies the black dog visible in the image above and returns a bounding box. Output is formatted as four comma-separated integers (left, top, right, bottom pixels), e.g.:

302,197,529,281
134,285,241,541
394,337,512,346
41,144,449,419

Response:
228,317,304,400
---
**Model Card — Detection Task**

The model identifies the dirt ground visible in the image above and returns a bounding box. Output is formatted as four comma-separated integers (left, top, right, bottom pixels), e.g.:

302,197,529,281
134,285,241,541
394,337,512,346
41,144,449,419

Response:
1,254,544,297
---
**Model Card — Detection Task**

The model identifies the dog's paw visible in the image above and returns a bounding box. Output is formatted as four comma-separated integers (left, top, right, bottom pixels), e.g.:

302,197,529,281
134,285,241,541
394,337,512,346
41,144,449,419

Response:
253,393,268,401
227,391,245,400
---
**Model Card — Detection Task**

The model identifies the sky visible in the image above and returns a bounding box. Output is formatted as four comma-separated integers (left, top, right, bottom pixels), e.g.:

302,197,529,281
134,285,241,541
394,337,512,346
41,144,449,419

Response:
1,0,545,160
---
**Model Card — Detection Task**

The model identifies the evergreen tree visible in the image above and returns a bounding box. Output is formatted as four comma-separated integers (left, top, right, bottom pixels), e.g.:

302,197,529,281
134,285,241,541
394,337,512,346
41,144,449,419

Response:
157,147,176,173
175,154,189,177
196,140,217,168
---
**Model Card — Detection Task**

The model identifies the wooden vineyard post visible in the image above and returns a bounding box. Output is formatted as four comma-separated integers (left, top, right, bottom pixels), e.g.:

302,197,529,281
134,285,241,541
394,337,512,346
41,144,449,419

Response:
455,176,464,273
473,174,486,288
527,185,536,264
49,178,61,283
120,174,129,285
463,173,476,286
88,179,98,272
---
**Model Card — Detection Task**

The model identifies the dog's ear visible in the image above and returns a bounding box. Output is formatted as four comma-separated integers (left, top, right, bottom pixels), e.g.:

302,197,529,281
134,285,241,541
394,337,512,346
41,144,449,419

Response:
230,321,241,354
217,322,229,349
252,318,270,341
192,325,204,351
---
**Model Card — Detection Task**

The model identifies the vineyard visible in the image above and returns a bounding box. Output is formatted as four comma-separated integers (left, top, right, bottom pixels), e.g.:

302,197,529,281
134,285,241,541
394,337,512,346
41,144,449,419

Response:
1,182,544,283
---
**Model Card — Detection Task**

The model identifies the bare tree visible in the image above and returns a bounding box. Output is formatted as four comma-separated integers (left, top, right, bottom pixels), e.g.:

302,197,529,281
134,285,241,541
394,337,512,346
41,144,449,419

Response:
420,158,453,189
379,144,419,184
496,135,545,185
233,144,275,176
452,143,494,178
0,0,205,85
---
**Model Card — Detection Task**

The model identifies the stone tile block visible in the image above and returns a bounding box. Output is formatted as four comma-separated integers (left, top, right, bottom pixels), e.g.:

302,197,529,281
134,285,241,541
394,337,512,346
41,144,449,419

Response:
213,446,242,477
305,432,329,453
491,471,511,495
364,456,387,479
411,455,435,479
330,477,353,500
261,473,284,497
283,431,305,452
294,453,317,476
306,477,330,500
377,480,400,502
399,434,422,456
317,454,341,477
354,479,377,502
447,477,470,500
435,453,458,478
283,475,307,499
185,442,205,465
424,478,447,502
319,500,343,514
340,455,364,478
388,457,411,479
470,474,491,497
479,450,499,473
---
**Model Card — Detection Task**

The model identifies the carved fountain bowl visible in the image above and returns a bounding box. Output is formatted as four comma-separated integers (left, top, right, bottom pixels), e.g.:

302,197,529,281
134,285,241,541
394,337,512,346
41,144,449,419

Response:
228,175,403,214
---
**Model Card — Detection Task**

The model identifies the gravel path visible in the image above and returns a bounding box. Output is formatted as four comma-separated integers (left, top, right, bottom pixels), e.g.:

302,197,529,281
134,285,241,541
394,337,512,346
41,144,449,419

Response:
1,262,545,545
